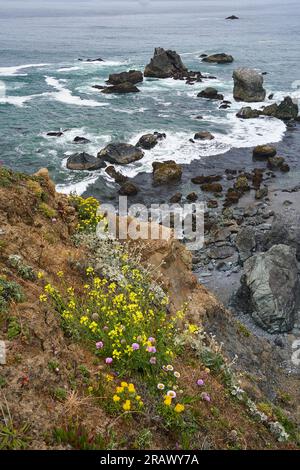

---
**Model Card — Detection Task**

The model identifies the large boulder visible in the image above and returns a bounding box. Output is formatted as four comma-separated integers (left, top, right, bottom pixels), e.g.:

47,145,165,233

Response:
236,226,256,263
239,245,298,333
273,96,298,121
198,87,224,100
144,47,187,78
102,82,140,94
66,152,106,171
263,213,300,260
152,160,182,185
119,181,139,196
105,166,128,184
202,53,234,64
108,70,143,85
98,144,144,165
194,131,215,140
236,107,261,119
233,68,266,102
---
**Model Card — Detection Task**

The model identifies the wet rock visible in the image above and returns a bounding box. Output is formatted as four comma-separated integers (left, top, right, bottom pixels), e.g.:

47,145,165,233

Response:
144,47,187,78
119,182,139,196
66,152,106,171
268,93,274,100
207,199,218,209
169,192,182,203
202,53,234,64
252,168,264,189
226,15,239,19
108,70,143,85
82,57,104,62
253,144,277,159
236,107,261,119
92,84,106,90
233,68,266,102
191,175,222,184
105,166,128,184
152,160,182,185
236,226,256,263
102,82,140,94
240,244,298,333
136,132,166,149
47,131,63,137
186,192,198,202
73,136,91,144
263,213,300,260
194,131,215,140
98,143,144,165
267,156,289,172
224,188,241,207
274,96,298,121
201,182,223,193
197,87,224,100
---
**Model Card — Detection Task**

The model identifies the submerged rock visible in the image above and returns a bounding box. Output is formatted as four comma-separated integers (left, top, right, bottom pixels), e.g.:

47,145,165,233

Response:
197,87,224,100
144,47,187,78
192,175,222,184
152,160,182,185
239,244,298,333
202,53,234,64
233,68,266,102
108,70,143,85
102,82,140,94
73,136,91,144
98,143,144,165
226,15,239,19
66,152,106,171
47,131,63,137
267,156,290,172
201,182,223,193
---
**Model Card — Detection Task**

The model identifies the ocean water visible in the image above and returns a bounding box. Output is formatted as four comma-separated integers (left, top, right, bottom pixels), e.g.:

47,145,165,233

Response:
0,0,299,197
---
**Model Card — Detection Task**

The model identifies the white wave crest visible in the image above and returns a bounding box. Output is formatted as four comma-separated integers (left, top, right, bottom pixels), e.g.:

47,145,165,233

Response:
45,76,108,107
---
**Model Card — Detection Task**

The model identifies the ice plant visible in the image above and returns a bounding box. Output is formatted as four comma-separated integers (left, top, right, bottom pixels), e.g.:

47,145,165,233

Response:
197,379,204,386
96,341,104,349
105,357,113,365
131,343,140,351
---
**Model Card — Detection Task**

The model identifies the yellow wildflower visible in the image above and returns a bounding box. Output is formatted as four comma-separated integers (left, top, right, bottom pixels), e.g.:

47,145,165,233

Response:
121,381,128,388
37,271,44,280
113,395,120,402
164,396,172,406
116,386,124,394
128,383,135,393
105,374,114,382
57,271,64,278
123,400,131,411
174,403,185,413
39,294,47,303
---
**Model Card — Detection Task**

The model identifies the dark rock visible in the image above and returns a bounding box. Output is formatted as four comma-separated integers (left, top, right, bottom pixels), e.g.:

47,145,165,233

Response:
105,166,128,184
274,96,299,121
224,188,241,207
200,53,208,58
208,245,235,260
119,182,139,196
233,68,266,102
144,47,187,78
192,175,222,185
108,70,143,85
236,107,261,119
263,213,300,260
92,85,106,90
186,192,198,202
267,156,287,171
253,144,277,159
102,82,140,94
198,87,224,100
73,136,91,144
226,15,239,19
236,227,256,263
152,160,182,185
194,131,215,140
268,93,274,100
169,192,182,203
201,182,223,193
47,131,63,137
234,176,250,192
207,199,218,209
98,143,144,165
83,58,104,62
252,168,264,189
136,132,166,150
203,53,234,64
240,244,298,333
66,152,106,171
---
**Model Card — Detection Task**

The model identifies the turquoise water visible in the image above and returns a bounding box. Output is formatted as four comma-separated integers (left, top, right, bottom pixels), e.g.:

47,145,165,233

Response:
0,0,299,196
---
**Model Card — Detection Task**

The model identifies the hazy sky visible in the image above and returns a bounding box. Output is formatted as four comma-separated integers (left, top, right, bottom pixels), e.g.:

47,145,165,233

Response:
0,0,295,17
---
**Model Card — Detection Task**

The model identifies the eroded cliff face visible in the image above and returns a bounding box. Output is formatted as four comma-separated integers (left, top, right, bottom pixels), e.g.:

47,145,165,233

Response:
0,168,298,450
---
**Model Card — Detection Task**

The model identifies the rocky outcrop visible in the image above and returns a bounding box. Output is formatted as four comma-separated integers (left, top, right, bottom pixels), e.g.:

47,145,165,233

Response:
236,107,261,119
108,70,143,85
236,227,256,263
198,87,224,100
237,97,299,121
136,132,166,150
239,245,298,333
66,152,106,171
102,82,140,94
144,47,187,78
152,160,182,185
233,68,266,102
226,15,239,19
267,156,290,172
47,131,63,137
105,166,128,184
98,143,144,165
263,213,300,260
202,53,234,64
73,136,91,144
